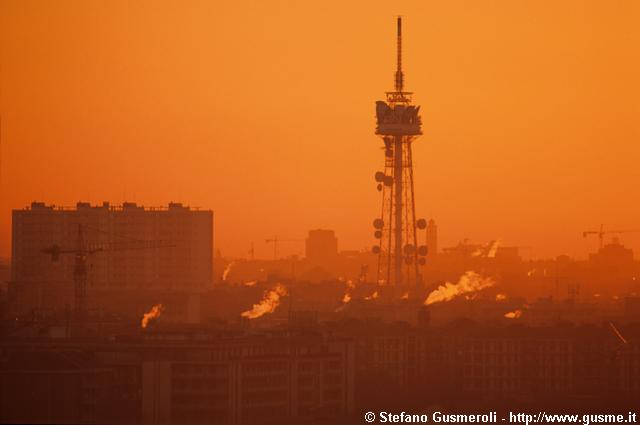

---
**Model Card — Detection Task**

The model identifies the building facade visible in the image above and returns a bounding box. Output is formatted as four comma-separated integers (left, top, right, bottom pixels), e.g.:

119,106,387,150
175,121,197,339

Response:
305,230,338,267
10,202,213,315
0,331,355,425
142,334,354,425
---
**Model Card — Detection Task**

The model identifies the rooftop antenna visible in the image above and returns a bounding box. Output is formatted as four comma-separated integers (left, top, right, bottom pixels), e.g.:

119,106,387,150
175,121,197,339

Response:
395,16,404,93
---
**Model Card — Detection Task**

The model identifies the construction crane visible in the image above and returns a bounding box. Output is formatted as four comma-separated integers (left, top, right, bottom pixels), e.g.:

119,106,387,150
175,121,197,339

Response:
264,236,303,260
582,224,640,249
42,223,174,317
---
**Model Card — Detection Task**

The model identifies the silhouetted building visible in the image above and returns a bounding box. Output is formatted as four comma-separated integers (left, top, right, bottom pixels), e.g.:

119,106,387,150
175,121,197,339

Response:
495,246,520,261
426,219,438,257
9,201,213,315
0,257,9,289
305,229,338,266
142,333,354,425
624,296,640,319
0,350,117,424
589,237,634,268
441,240,484,259
0,329,355,425
3,317,640,421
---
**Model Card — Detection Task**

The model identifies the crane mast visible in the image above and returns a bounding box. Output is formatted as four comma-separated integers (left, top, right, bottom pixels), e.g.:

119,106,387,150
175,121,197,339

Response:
42,224,173,317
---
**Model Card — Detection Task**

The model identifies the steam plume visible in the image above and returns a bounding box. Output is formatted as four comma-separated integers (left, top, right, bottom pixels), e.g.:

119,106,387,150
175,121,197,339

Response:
141,304,164,328
339,280,355,304
365,291,379,300
241,284,287,319
222,261,235,281
424,271,495,305
504,309,522,319
487,240,500,258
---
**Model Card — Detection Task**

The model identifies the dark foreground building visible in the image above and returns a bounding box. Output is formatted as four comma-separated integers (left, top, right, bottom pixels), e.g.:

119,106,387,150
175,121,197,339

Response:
1,318,639,424
0,328,354,425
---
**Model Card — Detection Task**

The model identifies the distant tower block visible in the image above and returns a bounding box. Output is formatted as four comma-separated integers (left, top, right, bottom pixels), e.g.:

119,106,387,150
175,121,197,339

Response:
426,219,438,257
305,229,338,266
372,17,426,288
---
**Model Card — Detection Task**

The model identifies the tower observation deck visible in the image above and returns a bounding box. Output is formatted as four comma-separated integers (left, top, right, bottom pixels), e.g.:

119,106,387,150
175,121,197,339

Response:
372,17,427,289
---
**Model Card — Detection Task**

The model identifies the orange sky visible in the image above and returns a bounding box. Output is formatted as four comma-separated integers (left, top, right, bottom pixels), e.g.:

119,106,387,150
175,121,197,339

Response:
1,0,639,260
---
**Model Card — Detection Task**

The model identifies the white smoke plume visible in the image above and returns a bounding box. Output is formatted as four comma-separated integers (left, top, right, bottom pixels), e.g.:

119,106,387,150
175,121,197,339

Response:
141,304,164,328
338,280,355,306
487,240,501,258
222,261,235,281
365,291,379,301
504,309,522,319
424,271,495,305
241,284,288,319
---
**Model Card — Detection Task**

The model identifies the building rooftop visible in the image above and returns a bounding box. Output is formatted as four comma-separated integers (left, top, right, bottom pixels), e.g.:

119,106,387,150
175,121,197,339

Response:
20,201,206,212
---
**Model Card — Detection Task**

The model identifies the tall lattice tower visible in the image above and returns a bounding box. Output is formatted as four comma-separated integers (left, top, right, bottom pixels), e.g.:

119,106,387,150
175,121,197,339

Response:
372,17,427,289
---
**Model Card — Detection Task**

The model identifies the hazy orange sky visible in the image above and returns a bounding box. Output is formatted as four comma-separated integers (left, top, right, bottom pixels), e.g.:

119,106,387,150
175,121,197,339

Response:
1,0,639,260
